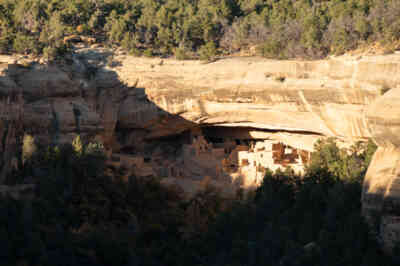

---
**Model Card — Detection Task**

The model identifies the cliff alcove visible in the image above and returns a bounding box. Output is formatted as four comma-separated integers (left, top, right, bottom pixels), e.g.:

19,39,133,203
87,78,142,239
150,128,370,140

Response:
110,125,315,195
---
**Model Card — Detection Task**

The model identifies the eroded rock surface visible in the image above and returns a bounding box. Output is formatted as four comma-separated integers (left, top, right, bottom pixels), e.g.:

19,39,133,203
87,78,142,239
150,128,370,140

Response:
0,50,399,198
362,87,400,252
116,55,385,141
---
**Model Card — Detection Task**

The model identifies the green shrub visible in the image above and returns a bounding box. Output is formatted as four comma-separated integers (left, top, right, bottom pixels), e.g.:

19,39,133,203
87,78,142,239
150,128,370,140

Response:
174,46,189,60
13,33,38,55
308,138,377,183
0,26,12,53
143,47,154,57
121,32,134,51
42,46,58,61
159,46,171,57
0,37,10,53
258,39,287,59
199,41,217,61
129,47,142,56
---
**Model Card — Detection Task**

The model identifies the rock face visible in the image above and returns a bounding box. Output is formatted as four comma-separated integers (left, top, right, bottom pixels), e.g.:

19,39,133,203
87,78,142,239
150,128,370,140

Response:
116,55,383,141
0,52,393,181
362,87,400,252
1,50,400,231
2,49,400,248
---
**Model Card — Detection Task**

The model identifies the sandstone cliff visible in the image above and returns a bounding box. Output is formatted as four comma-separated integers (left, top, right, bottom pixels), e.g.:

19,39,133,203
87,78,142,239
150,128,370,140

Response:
363,87,400,251
116,55,385,142
0,51,395,186
1,50,400,248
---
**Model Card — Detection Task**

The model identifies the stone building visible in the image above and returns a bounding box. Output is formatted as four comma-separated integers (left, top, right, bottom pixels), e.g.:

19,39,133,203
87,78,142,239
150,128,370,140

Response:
173,130,310,188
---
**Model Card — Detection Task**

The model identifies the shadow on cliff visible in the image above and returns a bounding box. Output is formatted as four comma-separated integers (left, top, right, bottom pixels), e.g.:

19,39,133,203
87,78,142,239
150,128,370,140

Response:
0,49,316,192
0,48,199,186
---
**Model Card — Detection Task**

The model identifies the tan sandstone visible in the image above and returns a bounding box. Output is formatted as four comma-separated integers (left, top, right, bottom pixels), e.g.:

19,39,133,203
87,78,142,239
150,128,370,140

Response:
1,50,400,249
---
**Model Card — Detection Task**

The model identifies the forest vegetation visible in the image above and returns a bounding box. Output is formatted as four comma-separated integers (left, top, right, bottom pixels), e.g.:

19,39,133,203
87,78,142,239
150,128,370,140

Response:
1,0,400,265
0,0,400,60
3,137,400,266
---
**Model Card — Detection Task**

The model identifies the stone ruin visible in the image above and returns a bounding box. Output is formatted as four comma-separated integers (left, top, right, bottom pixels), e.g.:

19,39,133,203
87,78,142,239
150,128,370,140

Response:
108,126,312,195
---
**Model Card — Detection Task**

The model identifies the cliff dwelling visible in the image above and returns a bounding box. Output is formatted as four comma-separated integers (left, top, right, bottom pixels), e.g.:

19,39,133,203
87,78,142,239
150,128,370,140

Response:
110,126,312,193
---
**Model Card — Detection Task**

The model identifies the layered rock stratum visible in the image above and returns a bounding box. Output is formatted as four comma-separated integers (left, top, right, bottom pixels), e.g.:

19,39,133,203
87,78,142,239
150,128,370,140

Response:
0,48,400,249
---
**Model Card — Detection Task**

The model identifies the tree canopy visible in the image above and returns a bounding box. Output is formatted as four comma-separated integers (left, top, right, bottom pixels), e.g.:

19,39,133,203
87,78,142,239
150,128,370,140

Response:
1,0,400,59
